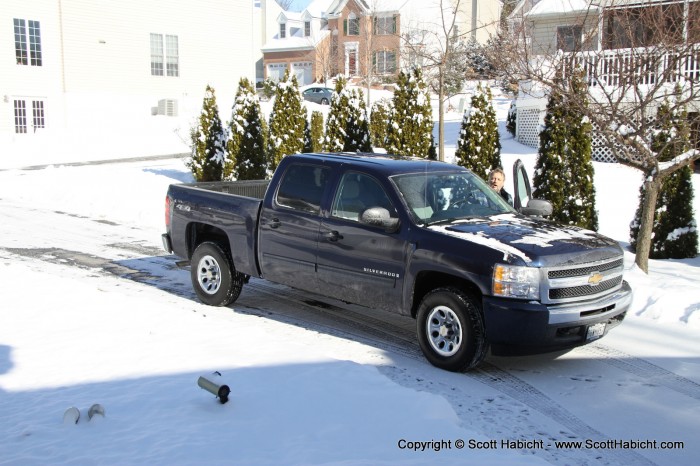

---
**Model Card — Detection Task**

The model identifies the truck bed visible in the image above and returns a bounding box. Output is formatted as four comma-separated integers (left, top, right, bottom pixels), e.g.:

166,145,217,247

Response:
182,180,270,199
166,180,270,276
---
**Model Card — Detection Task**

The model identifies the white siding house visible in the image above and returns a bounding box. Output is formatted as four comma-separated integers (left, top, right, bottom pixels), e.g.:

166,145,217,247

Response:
2,0,256,165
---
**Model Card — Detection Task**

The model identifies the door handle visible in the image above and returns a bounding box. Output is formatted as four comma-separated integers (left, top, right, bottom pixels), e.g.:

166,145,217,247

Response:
269,218,281,229
326,230,343,242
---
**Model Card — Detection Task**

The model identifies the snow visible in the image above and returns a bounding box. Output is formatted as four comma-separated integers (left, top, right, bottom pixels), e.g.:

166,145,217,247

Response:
0,85,699,465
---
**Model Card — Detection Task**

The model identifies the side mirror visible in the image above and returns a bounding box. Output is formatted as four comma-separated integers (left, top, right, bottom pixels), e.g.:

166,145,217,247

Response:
521,199,553,217
360,207,400,233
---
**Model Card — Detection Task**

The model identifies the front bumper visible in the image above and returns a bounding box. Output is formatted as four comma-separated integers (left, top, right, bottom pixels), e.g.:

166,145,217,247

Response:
482,281,632,356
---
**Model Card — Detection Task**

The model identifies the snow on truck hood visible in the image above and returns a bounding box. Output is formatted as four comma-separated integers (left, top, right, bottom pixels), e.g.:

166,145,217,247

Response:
428,214,620,265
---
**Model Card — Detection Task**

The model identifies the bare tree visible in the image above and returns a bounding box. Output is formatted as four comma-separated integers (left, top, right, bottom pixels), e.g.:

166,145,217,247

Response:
501,0,700,272
309,33,338,84
400,0,498,161
354,0,400,107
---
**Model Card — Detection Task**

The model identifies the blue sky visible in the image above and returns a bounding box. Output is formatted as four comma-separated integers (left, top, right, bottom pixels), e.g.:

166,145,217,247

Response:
286,0,312,12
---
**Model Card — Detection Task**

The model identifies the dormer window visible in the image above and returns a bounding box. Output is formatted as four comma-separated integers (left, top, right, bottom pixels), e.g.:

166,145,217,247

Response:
304,21,311,37
280,22,286,39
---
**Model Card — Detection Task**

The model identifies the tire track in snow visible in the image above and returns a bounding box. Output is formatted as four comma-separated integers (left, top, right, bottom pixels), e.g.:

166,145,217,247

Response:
581,343,700,401
0,246,662,466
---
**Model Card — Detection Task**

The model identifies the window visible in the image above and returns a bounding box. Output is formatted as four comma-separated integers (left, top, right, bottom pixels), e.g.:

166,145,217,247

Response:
14,100,27,133
304,21,311,37
13,99,45,133
332,173,396,222
14,18,42,66
150,33,179,77
556,25,582,52
374,50,397,74
165,35,179,76
344,14,360,36
276,164,329,214
32,100,45,129
374,15,397,35
280,23,286,39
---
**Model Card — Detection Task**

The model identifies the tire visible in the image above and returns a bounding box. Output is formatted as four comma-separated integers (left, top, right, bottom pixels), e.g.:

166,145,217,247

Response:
321,98,329,105
190,242,244,306
416,287,488,372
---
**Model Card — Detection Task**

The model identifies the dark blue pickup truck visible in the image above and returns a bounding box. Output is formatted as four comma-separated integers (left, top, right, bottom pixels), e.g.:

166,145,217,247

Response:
162,153,632,371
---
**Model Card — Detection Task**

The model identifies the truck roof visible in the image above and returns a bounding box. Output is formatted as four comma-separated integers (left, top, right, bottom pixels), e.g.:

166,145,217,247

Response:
286,152,467,177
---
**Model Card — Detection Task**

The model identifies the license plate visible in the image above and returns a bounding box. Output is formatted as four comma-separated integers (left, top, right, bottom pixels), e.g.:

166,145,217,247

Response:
586,322,606,341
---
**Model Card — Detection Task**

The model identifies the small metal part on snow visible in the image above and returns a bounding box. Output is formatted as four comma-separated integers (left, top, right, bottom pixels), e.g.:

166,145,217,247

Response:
63,407,81,424
87,404,105,420
197,373,230,404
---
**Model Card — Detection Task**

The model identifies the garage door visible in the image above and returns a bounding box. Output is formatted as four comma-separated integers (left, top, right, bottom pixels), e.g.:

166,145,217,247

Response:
291,62,313,86
267,63,287,82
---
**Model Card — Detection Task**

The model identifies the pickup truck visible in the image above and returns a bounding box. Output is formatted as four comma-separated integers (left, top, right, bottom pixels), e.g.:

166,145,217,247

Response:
162,153,632,371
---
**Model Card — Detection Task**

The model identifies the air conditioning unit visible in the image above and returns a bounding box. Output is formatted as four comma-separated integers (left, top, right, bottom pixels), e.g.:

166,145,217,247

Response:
157,99,178,117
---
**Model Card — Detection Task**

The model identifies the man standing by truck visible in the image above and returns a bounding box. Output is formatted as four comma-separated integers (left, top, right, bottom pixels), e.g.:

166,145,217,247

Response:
489,168,513,206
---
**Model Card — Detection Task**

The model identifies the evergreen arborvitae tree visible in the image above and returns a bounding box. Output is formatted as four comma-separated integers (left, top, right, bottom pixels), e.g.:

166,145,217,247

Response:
324,76,372,152
565,74,598,230
323,76,349,152
386,69,434,158
533,87,569,219
268,70,306,170
454,83,501,178
630,99,698,258
533,73,598,230
370,99,392,148
226,77,267,180
304,110,323,152
345,87,372,152
188,85,227,182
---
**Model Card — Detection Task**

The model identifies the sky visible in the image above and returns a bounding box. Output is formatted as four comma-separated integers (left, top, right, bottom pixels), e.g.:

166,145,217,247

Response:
285,0,312,12
0,84,698,465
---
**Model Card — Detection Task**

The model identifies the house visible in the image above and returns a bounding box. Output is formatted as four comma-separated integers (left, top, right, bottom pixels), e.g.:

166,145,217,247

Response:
261,0,502,86
2,0,256,164
455,0,502,44
261,0,334,85
510,0,700,161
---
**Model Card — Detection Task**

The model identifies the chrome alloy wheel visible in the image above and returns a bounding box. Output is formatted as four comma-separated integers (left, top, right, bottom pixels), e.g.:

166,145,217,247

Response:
426,305,463,357
196,254,221,295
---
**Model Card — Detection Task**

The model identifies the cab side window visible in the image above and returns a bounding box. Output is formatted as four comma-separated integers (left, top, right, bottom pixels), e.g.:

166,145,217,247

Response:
332,172,396,221
276,164,329,214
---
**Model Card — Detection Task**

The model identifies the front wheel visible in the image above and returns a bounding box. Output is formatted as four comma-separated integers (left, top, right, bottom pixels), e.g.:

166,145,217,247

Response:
416,288,488,372
190,242,244,306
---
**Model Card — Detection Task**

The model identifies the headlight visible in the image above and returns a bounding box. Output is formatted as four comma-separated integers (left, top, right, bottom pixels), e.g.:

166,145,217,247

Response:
493,264,540,300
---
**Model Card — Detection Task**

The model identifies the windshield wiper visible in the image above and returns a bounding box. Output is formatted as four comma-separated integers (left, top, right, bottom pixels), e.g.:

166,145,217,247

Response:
426,216,486,226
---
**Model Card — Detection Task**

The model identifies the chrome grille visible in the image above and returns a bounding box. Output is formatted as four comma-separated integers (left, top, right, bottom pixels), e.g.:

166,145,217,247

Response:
548,259,623,279
549,276,623,300
543,256,625,304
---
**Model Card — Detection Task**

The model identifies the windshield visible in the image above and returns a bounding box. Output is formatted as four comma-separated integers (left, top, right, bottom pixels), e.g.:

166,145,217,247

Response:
391,171,515,225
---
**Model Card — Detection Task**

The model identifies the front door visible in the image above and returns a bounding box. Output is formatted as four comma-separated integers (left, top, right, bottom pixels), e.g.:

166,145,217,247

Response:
317,172,406,313
512,159,532,211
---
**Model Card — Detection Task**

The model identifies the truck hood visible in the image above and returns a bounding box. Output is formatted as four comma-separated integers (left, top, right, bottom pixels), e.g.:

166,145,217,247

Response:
428,214,622,267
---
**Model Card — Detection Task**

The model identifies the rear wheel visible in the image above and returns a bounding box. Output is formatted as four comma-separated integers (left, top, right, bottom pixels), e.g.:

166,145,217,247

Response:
190,242,244,306
321,98,329,105
416,287,488,371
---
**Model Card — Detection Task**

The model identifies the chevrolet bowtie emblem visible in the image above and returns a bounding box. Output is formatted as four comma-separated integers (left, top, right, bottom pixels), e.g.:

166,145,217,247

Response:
588,272,604,285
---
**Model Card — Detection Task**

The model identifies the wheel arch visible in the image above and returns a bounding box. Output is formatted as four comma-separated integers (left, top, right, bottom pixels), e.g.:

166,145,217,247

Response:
411,271,483,318
186,222,231,260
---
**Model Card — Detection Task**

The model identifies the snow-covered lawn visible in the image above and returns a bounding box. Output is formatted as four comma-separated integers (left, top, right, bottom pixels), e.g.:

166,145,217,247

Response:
0,88,698,465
